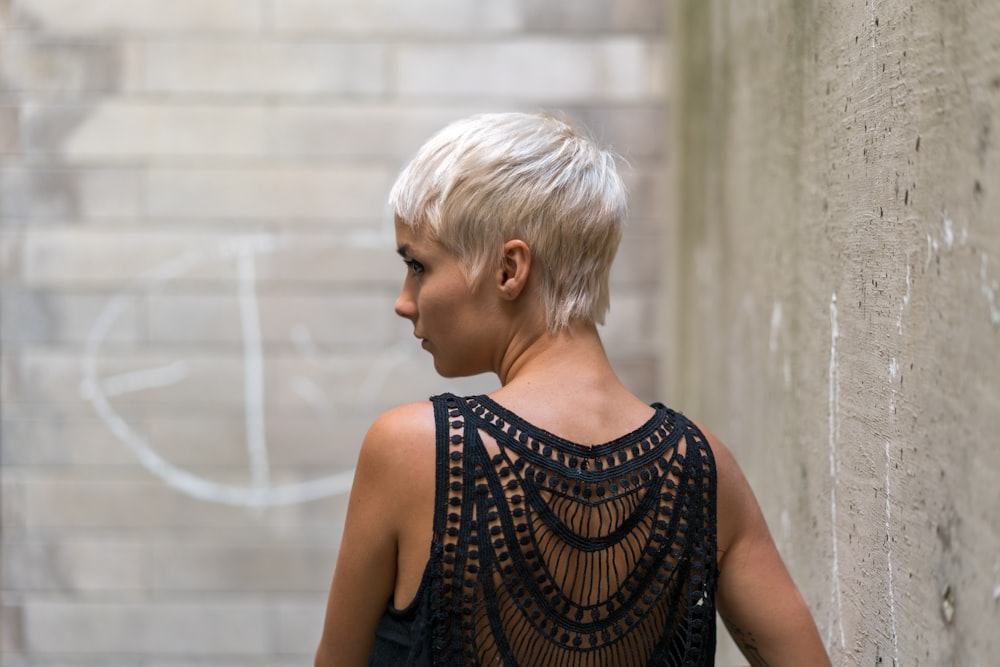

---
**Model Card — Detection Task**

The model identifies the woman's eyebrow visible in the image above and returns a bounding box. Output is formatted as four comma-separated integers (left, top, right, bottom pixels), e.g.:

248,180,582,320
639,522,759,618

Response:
396,244,411,258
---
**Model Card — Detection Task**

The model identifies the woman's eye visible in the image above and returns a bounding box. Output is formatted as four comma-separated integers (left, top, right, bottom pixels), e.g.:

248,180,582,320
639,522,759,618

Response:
404,259,425,275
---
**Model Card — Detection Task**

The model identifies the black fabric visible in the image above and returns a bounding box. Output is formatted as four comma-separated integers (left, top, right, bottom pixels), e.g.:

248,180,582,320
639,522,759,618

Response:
370,393,718,667
369,563,434,667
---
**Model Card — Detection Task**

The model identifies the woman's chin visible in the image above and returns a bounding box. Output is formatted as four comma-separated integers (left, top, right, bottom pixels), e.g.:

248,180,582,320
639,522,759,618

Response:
432,362,462,378
431,357,481,379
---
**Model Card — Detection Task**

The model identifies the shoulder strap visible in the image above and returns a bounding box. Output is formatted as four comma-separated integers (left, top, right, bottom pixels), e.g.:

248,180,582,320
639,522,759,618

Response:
429,393,456,537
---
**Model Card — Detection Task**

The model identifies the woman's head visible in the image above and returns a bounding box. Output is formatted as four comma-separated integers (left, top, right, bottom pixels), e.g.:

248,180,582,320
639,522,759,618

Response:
389,112,628,331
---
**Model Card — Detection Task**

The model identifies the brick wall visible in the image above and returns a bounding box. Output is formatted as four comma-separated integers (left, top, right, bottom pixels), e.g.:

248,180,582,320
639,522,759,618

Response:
0,1,669,663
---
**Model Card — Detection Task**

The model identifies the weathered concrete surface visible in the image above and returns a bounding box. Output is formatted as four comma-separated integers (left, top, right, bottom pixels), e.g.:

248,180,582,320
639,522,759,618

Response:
669,1,1000,664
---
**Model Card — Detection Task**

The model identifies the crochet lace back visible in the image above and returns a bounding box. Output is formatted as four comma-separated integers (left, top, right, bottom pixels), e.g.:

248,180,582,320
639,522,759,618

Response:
431,394,717,667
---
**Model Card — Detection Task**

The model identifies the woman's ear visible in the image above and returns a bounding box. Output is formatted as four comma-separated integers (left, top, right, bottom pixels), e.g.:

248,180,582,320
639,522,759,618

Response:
498,240,531,300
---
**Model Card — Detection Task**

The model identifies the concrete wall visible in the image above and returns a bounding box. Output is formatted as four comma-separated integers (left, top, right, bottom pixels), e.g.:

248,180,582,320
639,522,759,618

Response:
0,1,668,664
670,1,1000,665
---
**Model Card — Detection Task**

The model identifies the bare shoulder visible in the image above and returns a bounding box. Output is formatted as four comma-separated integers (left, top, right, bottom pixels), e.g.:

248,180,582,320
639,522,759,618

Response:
687,419,760,562
348,401,438,554
316,401,439,666
358,401,440,607
366,400,436,444
687,418,748,496
358,401,437,477
687,418,735,468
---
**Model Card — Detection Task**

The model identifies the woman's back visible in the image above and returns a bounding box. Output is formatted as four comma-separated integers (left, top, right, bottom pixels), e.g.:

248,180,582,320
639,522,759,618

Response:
400,392,717,666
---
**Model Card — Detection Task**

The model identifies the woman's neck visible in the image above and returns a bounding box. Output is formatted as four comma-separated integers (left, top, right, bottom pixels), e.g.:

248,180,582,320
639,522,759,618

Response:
495,319,617,390
489,319,654,445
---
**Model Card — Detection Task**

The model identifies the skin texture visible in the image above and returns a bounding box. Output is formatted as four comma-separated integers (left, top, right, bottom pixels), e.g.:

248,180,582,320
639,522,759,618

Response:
314,223,832,667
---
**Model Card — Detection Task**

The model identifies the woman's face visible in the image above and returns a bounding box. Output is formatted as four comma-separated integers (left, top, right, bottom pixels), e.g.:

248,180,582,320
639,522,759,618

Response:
393,217,502,378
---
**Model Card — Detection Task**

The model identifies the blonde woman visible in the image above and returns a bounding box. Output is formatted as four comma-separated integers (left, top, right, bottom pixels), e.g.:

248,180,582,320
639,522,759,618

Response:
316,112,830,667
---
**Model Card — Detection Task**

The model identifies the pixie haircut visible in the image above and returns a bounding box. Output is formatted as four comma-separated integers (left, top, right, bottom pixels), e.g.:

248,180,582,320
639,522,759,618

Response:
389,112,628,331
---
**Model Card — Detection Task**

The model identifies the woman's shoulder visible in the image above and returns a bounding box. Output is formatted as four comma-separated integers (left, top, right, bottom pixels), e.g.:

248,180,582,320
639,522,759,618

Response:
369,393,466,428
684,418,765,563
371,399,436,427
354,401,439,486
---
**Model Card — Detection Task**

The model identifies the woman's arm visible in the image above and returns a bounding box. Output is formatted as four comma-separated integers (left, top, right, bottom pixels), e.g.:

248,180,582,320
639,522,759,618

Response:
699,424,832,667
315,405,427,667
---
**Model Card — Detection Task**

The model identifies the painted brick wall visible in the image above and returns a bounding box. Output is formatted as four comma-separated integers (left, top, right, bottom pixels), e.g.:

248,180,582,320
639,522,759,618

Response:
0,1,668,664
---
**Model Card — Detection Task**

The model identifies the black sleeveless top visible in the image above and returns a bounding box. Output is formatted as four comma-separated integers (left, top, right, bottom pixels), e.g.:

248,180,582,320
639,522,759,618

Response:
370,393,718,666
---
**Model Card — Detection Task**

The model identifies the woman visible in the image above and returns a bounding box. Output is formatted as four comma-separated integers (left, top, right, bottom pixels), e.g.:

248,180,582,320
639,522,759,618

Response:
315,112,831,666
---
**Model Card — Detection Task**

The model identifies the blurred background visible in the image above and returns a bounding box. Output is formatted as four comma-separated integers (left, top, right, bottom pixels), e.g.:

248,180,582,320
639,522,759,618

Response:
2,1,999,666
1,1,670,665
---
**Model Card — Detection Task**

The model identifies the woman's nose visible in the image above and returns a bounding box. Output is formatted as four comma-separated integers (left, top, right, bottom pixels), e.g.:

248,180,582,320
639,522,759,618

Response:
394,290,416,320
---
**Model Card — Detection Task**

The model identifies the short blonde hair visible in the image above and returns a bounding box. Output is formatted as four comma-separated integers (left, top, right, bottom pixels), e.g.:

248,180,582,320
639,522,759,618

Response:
389,112,627,331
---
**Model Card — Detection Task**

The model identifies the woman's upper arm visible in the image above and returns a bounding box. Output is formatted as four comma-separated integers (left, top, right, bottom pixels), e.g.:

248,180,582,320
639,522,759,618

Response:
701,424,832,667
315,402,433,667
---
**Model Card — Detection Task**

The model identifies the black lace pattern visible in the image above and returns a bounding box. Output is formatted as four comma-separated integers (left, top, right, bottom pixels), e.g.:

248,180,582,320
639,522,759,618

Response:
429,394,718,666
